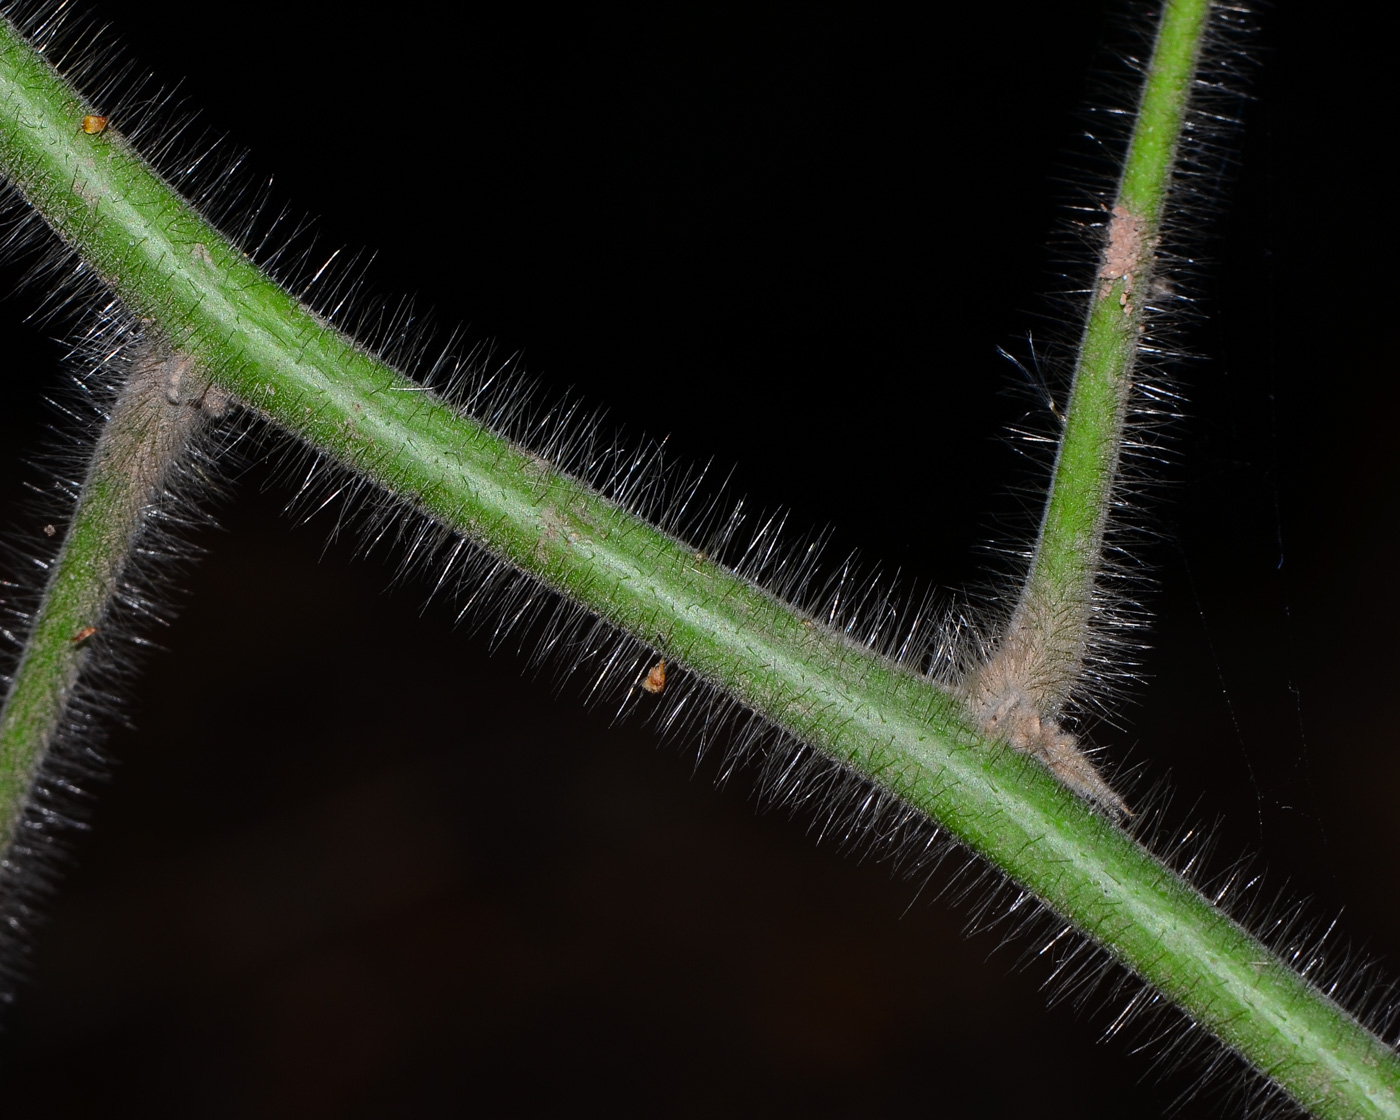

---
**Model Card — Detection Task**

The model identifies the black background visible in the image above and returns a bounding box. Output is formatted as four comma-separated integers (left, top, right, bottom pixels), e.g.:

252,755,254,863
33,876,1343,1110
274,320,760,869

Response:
0,3,1393,1117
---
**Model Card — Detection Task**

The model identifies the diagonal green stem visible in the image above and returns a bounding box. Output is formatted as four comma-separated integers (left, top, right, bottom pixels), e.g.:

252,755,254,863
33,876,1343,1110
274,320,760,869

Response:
0,5,1395,1117
0,340,212,856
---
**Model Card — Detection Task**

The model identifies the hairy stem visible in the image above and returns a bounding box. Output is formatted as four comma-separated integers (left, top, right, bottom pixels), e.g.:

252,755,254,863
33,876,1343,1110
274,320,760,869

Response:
0,337,213,858
963,0,1209,816
1021,0,1207,705
0,5,1395,1116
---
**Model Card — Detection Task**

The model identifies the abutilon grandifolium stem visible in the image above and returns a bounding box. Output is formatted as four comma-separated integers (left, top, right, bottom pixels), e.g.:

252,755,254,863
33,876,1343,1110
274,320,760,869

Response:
962,0,1211,817
1,4,1398,1116
0,332,221,895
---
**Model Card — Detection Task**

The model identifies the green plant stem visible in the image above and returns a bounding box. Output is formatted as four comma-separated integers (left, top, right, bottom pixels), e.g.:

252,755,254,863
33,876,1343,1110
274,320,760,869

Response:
960,0,1209,822
0,341,209,854
0,6,1395,1117
993,0,1210,717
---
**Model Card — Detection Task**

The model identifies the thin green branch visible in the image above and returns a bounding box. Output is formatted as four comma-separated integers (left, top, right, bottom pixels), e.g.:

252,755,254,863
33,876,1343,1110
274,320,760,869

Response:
1020,0,1206,696
0,338,213,854
0,6,1395,1117
964,0,1209,816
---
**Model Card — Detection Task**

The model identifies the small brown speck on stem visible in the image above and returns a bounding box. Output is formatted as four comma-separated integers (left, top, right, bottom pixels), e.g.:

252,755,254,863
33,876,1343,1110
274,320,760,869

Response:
641,659,667,694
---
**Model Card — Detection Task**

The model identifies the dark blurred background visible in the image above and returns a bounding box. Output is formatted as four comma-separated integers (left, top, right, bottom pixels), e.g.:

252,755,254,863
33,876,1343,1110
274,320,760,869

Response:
0,3,1392,1117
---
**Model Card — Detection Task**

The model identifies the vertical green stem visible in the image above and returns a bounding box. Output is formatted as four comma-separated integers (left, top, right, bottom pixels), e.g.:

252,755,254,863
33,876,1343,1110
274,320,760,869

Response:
962,0,1209,813
1019,0,1208,696
1016,0,1208,696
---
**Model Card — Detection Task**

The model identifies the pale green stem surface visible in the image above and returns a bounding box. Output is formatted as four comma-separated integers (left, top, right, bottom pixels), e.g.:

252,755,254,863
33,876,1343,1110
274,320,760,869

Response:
1007,0,1209,712
0,6,1396,1117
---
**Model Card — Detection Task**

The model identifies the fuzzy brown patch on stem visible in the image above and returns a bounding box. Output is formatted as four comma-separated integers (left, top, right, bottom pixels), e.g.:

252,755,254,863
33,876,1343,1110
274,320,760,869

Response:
1098,204,1160,319
98,347,211,534
71,345,219,600
961,615,1129,818
1098,204,1147,299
